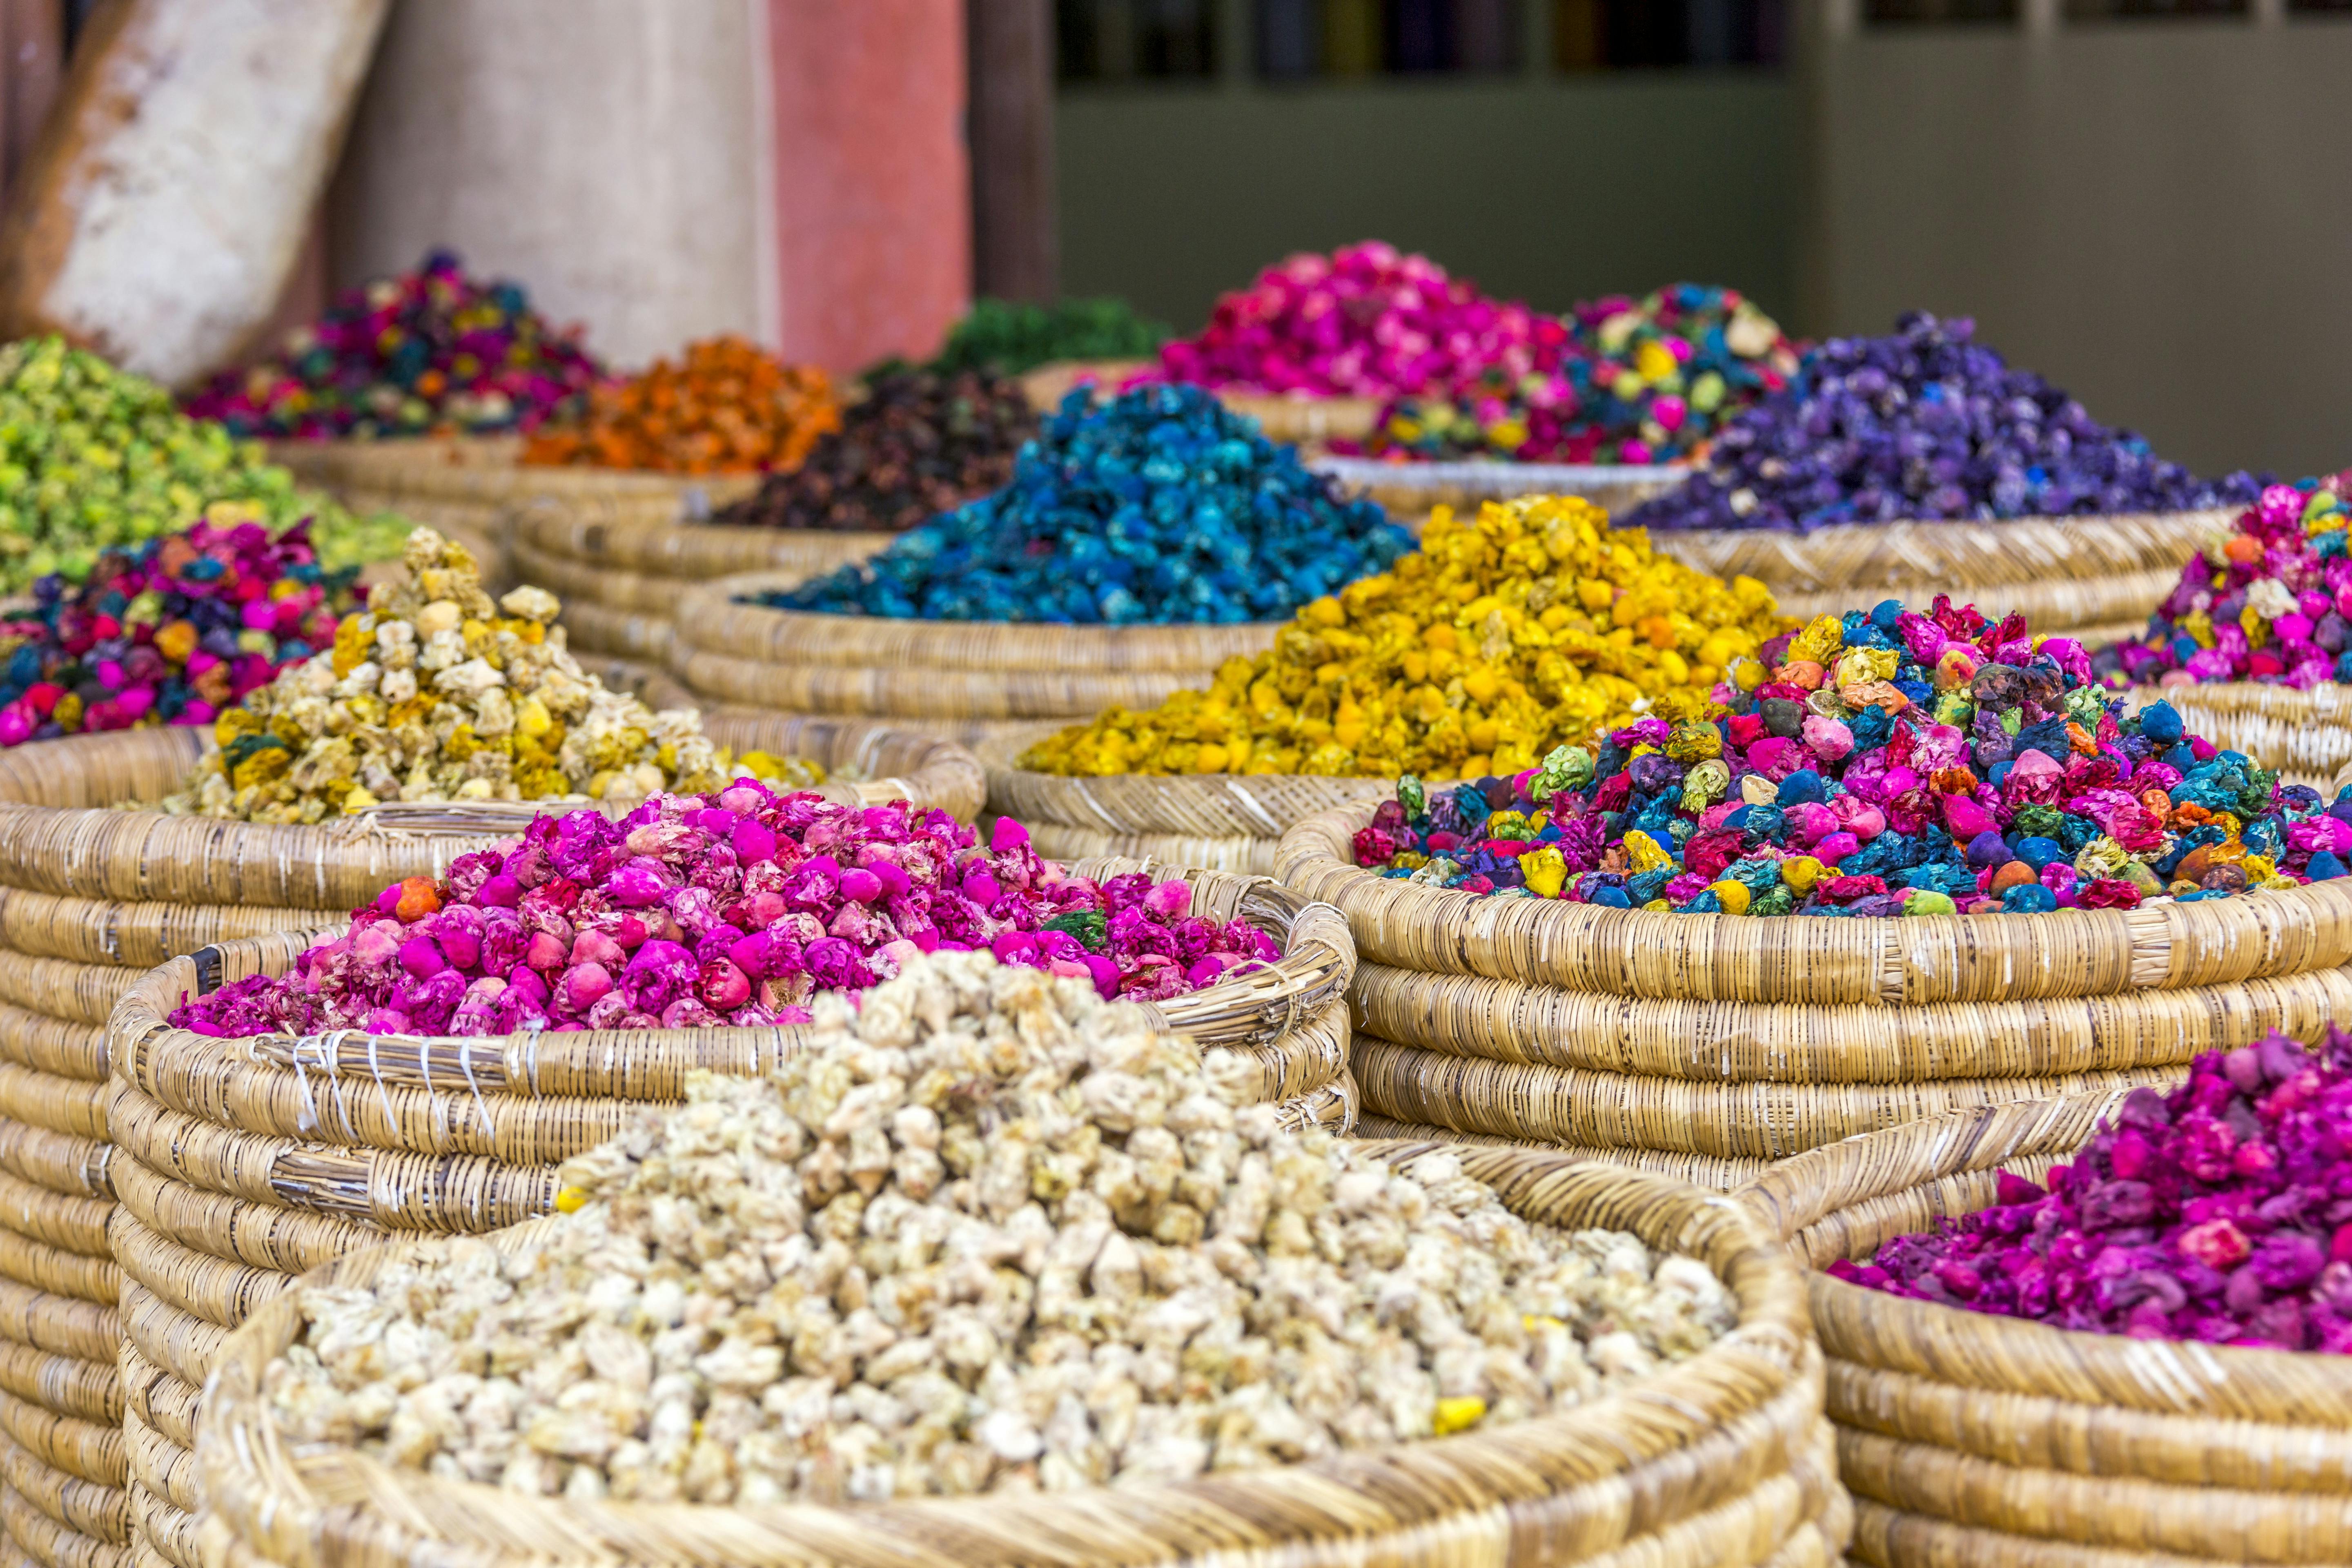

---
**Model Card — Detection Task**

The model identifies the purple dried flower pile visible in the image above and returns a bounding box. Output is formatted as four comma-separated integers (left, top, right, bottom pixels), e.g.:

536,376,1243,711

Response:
1834,1030,2352,1353
171,783,1278,1038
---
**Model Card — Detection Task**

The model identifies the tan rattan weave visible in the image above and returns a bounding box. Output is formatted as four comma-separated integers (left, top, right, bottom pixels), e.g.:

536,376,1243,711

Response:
197,1142,1847,1568
2134,680,2352,790
103,857,1359,1549
983,731,1394,875
1741,1096,2352,1565
1283,800,2352,1167
1348,1114,1771,1191
666,570,1276,729
506,492,891,661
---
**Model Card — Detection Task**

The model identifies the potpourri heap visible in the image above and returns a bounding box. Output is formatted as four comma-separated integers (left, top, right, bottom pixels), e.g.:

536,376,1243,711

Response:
523,337,840,475
0,335,398,593
924,296,1172,377
169,801,1279,1037
0,506,360,746
1834,1029,2352,1354
1155,241,1575,400
1344,284,1800,467
1624,311,2262,534
254,949,1735,1503
1020,494,1782,780
2102,475,2352,689
1351,597,2343,912
182,249,603,439
771,385,1411,624
158,528,814,823
709,369,1038,533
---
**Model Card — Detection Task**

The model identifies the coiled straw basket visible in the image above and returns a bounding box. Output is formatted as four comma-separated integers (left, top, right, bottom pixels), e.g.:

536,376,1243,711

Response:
504,494,892,666
270,435,765,595
0,717,977,1568
982,737,1394,875
1016,361,1383,447
1649,508,2226,645
194,1141,1846,1568
1741,1096,2352,1566
2129,682,2352,793
102,860,1355,1568
666,570,1278,747
1309,456,1685,532
1278,800,2352,1191
0,729,511,1568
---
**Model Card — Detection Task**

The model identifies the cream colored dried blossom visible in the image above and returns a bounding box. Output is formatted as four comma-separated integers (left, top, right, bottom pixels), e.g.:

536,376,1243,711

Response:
263,952,1736,1507
153,527,824,823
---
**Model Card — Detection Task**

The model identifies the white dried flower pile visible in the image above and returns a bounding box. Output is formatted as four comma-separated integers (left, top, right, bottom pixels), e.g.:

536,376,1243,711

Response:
262,951,1736,1505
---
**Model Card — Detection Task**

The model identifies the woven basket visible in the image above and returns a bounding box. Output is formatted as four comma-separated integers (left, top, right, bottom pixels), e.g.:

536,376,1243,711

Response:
1740,1095,2352,1566
1310,456,1686,531
1348,1114,1773,1192
1278,800,2352,1165
1645,508,2223,640
504,494,892,664
1013,361,1381,447
0,729,523,1568
2129,682,2352,793
194,1139,1845,1568
666,570,1278,741
0,718,978,1568
270,435,765,597
102,859,1358,1566
982,733,1394,875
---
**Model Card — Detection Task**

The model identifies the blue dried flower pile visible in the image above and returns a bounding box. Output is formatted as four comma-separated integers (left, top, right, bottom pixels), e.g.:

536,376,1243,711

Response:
764,384,1414,624
1626,311,2263,534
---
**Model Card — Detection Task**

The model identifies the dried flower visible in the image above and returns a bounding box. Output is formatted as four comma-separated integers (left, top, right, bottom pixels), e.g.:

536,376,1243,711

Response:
260,951,1734,1503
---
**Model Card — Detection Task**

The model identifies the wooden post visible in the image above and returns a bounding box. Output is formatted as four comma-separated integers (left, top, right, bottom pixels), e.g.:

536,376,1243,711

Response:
968,0,1058,304
0,0,62,206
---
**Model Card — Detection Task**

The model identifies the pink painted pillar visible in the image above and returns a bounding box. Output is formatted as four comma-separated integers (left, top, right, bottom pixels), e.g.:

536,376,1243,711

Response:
764,0,971,372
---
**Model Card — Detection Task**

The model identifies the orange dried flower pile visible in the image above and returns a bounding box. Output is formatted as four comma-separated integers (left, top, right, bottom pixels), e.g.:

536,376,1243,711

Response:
521,336,840,474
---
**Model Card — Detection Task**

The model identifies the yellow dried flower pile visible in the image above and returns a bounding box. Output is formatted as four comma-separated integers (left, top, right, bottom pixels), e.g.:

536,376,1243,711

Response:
162,528,820,823
1021,495,1788,782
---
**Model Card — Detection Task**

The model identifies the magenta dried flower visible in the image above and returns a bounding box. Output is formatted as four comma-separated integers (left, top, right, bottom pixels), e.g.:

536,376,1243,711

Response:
1833,1026,2352,1355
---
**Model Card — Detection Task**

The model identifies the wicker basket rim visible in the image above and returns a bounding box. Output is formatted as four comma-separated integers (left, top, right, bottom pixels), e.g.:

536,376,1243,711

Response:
673,571,1285,663
1280,800,2352,983
111,856,1355,1100
1746,1102,2352,1415
196,1140,1817,1563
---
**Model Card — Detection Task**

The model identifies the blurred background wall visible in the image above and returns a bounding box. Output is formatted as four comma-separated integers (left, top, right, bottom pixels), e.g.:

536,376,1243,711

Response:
1,0,2348,477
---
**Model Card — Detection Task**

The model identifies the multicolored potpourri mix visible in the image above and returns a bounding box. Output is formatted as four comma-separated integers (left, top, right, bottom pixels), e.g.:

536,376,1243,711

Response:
1352,597,2348,914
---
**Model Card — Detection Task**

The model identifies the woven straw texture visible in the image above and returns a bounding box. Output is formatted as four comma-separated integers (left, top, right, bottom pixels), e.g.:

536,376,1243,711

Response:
1310,457,1684,532
666,570,1277,735
1012,361,1383,447
0,721,973,1568
1280,800,2352,1164
1348,1114,1771,1192
1740,1095,2352,1566
195,1140,1846,1568
272,434,764,597
982,733,1396,875
506,494,891,663
103,858,1360,1559
0,730,524,1568
1648,508,2221,638
2131,682,2352,792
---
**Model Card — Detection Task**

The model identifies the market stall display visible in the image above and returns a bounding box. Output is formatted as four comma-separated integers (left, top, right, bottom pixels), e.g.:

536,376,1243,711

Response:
1746,1081,2352,1564
183,249,601,440
670,385,1409,740
1000,494,1782,871
1623,312,2262,639
2109,474,2352,785
1276,596,2352,1179
0,336,403,594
